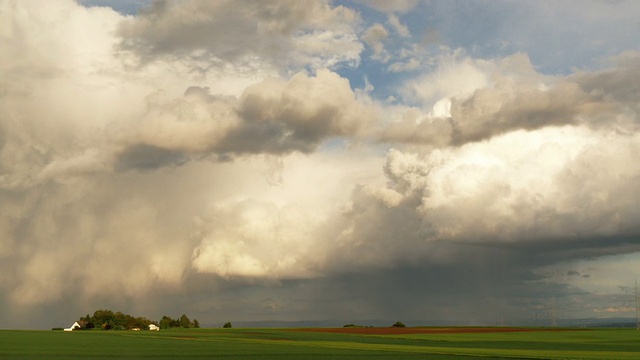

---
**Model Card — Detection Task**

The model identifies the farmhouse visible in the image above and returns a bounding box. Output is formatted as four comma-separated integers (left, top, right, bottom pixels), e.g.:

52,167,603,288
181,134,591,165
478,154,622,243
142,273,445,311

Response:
149,324,160,331
64,322,81,332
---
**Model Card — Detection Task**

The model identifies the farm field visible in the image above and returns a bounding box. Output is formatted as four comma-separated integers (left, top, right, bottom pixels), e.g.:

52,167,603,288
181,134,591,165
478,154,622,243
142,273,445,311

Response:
1,327,640,359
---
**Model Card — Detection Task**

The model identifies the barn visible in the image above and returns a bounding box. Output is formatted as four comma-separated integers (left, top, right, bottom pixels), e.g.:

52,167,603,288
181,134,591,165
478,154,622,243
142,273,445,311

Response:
64,322,81,332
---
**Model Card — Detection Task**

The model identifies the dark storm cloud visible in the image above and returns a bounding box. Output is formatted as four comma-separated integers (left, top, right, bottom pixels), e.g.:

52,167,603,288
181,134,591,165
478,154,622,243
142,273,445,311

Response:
384,53,636,147
572,52,640,113
297,130,640,321
222,72,369,155
114,70,375,170
115,143,188,170
179,247,588,326
447,82,612,146
2,0,640,331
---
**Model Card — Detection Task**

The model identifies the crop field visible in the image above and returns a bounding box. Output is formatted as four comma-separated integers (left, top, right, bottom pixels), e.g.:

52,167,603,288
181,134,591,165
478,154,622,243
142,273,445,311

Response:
1,327,640,359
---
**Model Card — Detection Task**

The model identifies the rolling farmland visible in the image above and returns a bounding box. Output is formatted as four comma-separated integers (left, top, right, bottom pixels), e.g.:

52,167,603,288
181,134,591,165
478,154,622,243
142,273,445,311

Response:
2,327,639,359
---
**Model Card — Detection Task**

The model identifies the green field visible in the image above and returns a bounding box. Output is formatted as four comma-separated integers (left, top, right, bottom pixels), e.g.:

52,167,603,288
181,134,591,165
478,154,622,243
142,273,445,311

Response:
1,327,639,359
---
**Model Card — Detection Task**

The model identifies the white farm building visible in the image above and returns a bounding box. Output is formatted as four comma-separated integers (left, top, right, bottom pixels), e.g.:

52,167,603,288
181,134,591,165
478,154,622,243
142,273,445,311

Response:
64,322,81,332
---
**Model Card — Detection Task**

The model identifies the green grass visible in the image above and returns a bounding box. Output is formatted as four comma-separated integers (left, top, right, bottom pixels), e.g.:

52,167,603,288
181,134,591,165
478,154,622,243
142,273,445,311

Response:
1,327,639,359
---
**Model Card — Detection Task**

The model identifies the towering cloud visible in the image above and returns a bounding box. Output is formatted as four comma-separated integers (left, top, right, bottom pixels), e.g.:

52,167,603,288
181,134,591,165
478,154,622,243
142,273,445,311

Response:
384,53,631,146
1,0,639,328
114,68,377,170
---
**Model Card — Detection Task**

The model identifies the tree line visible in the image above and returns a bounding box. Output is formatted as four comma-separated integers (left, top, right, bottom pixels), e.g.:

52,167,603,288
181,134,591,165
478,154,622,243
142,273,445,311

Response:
159,314,200,329
73,310,200,330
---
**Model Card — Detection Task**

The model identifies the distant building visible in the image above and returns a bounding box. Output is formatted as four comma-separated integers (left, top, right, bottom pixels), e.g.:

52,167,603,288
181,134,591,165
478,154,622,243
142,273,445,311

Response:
149,324,160,331
64,322,81,332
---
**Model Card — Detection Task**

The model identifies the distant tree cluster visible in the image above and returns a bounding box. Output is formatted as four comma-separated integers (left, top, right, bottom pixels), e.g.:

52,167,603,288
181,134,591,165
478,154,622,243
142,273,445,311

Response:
159,314,200,329
77,310,154,331
343,324,373,328
73,310,199,330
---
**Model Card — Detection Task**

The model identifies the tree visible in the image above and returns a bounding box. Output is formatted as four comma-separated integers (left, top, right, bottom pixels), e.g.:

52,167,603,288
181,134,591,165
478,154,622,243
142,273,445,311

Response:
223,322,232,328
114,311,127,329
192,319,200,328
77,310,156,330
93,309,115,327
90,309,117,330
134,316,151,329
159,316,173,330
391,321,406,328
179,314,191,328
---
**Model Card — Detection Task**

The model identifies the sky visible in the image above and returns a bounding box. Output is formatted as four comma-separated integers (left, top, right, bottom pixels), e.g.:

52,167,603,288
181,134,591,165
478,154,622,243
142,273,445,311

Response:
1,0,639,329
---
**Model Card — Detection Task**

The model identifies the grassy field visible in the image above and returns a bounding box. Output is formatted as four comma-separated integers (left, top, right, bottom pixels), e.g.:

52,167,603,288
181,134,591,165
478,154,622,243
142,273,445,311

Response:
1,327,639,359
